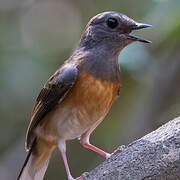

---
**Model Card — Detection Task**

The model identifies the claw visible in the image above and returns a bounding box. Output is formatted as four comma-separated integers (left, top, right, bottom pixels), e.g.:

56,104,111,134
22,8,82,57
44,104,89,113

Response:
75,172,89,180
106,153,112,159
111,148,121,157
110,145,126,157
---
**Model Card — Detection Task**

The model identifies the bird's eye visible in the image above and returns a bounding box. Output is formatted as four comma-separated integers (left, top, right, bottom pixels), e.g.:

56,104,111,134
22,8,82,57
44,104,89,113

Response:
106,18,118,29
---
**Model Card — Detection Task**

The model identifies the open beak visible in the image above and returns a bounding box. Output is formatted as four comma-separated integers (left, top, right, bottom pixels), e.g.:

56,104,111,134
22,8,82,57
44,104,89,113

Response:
127,23,152,43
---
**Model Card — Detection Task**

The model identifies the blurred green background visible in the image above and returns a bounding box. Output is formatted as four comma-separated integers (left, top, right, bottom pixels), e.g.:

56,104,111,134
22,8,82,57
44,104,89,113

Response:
0,0,180,179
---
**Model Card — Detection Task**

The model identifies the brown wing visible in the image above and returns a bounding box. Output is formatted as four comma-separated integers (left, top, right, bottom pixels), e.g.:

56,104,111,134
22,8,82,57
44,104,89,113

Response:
26,64,78,150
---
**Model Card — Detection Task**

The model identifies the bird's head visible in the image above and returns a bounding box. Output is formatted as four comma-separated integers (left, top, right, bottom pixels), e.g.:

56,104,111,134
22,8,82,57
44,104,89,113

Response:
79,11,151,54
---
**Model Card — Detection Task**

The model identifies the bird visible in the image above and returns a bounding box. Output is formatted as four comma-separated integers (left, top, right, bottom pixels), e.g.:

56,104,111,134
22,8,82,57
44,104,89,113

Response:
17,11,151,180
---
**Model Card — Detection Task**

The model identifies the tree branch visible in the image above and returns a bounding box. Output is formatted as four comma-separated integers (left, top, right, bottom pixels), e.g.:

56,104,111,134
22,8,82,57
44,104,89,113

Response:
84,117,180,180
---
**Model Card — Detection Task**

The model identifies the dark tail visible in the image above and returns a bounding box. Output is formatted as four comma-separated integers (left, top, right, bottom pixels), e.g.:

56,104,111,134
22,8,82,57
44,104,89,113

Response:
17,139,36,180
17,138,54,180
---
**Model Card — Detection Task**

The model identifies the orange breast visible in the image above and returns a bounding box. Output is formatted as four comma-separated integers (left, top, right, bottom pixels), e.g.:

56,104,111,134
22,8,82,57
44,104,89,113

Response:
39,72,120,141
64,72,121,127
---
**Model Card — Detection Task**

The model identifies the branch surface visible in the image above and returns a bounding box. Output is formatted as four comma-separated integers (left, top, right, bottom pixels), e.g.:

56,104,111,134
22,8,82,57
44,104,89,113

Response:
84,117,180,180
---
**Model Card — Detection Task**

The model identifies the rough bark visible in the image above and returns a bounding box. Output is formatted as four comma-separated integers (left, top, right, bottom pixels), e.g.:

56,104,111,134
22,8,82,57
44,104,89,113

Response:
84,117,180,180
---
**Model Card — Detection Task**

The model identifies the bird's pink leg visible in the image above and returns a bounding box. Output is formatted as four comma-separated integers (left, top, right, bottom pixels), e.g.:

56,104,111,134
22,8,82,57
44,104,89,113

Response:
58,139,88,180
80,123,112,159
60,150,85,180
83,142,111,159
58,140,75,180
60,151,75,180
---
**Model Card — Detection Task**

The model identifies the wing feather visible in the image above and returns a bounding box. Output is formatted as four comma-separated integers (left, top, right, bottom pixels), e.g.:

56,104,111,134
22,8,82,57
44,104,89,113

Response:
26,64,78,150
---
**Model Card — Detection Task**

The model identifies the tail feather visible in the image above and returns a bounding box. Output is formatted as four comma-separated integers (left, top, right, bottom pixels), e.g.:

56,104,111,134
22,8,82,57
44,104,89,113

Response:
17,138,54,180
17,139,36,180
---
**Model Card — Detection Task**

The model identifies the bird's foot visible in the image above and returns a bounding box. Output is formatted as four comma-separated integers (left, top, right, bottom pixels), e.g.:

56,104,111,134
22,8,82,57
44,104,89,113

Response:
75,172,89,180
109,145,126,158
105,153,112,159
